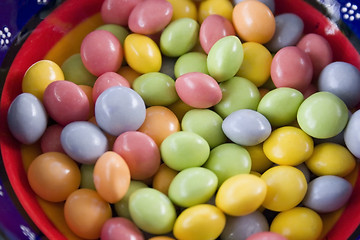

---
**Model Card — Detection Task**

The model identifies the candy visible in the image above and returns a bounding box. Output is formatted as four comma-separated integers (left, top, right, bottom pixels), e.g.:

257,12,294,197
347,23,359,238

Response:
100,217,144,240
61,53,96,86
97,24,129,45
344,109,360,158
129,188,176,234
318,61,360,108
174,52,209,78
43,80,90,125
257,87,304,127
113,131,161,180
152,163,178,195
22,60,64,101
305,142,356,177
296,33,333,78
40,124,65,153
245,144,273,173
198,0,233,23
7,93,48,144
270,207,323,240
160,131,210,171
114,180,148,219
214,76,260,118
173,204,226,240
64,188,112,239
175,72,222,108
216,174,267,216
133,72,178,106
271,46,313,91
297,91,349,139
207,35,244,82
95,86,146,136
168,167,218,207
60,121,108,164
160,18,199,57
128,0,173,35
204,143,251,185
236,41,272,87
80,30,123,76
93,151,131,203
247,232,287,240
80,163,96,190
166,0,197,21
302,175,353,213
263,126,314,166
27,152,81,202
265,13,304,52
199,14,235,54
137,106,180,147
92,72,130,102
221,211,269,240
124,33,162,73
261,166,307,211
101,0,143,26
222,109,272,146
232,0,275,44
181,109,226,148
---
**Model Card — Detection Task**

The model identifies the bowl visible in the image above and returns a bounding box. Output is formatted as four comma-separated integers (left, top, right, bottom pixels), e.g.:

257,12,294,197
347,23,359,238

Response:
1,0,360,239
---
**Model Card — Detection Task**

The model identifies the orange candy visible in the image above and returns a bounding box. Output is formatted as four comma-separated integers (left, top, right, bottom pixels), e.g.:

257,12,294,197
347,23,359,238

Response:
232,0,275,44
78,85,95,119
27,152,81,202
93,151,131,203
64,188,112,239
138,106,180,147
152,163,179,195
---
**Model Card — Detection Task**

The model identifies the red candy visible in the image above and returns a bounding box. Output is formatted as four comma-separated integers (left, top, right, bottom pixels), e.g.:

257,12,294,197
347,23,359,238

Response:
40,124,65,153
101,0,144,26
128,0,173,35
199,14,236,54
271,46,313,91
43,80,89,126
81,30,123,76
101,217,145,240
175,72,222,108
113,131,161,180
297,33,333,79
92,72,130,102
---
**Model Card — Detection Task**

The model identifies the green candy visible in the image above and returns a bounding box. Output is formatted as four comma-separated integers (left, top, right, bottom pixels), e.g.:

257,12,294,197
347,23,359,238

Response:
207,35,244,82
214,76,260,118
61,53,96,86
79,164,96,190
204,143,251,185
168,167,218,208
97,24,129,46
181,109,227,148
160,18,199,57
132,72,179,106
257,87,304,127
297,91,349,139
160,131,210,171
174,52,209,78
114,180,148,219
129,188,176,234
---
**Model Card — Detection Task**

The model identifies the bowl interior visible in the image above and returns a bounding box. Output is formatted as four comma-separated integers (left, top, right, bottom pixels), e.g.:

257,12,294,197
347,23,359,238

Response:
1,0,360,239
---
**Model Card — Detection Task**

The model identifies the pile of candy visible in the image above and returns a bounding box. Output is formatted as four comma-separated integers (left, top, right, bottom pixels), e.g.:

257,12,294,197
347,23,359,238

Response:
5,0,360,239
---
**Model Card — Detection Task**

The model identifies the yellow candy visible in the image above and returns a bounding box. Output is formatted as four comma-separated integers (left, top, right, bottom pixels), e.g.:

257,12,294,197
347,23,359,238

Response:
215,174,267,216
245,144,273,173
167,0,197,21
263,126,314,166
124,33,162,74
173,204,225,240
22,60,64,101
237,42,273,87
270,207,323,240
198,0,233,24
305,142,356,177
261,166,307,212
